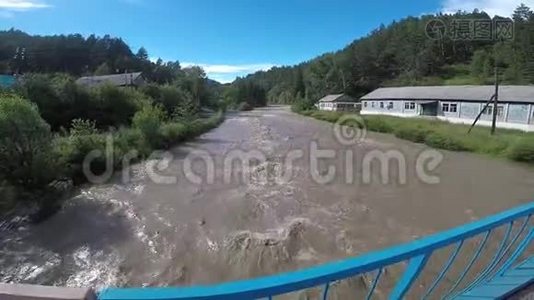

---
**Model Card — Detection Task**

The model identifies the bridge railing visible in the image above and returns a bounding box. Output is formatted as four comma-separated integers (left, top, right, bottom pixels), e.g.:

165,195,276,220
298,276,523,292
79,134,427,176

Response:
99,202,534,300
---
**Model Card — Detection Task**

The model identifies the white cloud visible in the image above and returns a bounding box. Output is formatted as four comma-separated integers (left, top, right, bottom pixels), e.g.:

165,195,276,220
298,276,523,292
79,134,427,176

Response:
182,62,277,83
441,0,534,17
0,0,50,10
0,0,50,18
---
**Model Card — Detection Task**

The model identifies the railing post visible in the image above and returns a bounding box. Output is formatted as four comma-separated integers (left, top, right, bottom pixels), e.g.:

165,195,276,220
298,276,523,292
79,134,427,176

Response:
389,253,431,300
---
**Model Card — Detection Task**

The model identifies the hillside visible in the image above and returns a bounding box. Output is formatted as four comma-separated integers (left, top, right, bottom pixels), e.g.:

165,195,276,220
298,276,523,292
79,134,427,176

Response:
235,4,534,104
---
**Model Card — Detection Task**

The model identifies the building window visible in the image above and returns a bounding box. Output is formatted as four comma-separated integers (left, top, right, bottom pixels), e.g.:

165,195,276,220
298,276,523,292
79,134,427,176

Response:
380,102,384,108
442,102,457,113
388,102,394,109
371,102,375,108
363,101,367,108
497,105,504,117
404,102,416,110
483,105,504,116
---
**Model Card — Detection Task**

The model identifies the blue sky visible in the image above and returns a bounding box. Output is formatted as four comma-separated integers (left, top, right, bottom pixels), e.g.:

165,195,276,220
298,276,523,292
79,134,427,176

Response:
0,0,526,83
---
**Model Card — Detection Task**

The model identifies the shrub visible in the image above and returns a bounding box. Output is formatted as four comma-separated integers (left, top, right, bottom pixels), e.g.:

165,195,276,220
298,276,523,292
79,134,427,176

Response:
132,105,166,148
16,74,94,131
57,133,109,181
160,123,188,146
173,99,199,122
291,98,315,113
90,84,148,128
159,85,194,116
70,119,98,136
238,102,253,111
112,128,146,161
0,95,58,188
507,138,534,163
424,132,468,151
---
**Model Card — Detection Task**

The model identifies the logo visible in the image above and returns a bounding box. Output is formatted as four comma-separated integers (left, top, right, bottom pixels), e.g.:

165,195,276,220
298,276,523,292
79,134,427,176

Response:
426,19,447,40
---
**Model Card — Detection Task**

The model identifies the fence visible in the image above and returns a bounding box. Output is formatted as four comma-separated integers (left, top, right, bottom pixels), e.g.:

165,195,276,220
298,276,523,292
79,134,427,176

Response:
99,202,534,300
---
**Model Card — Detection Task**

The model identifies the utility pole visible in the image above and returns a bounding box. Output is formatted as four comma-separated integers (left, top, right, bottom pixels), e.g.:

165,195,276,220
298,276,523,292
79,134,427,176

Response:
491,67,499,135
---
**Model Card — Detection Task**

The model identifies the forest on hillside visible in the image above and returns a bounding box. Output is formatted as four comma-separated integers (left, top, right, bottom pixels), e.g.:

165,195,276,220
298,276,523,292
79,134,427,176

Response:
0,29,268,109
236,4,534,106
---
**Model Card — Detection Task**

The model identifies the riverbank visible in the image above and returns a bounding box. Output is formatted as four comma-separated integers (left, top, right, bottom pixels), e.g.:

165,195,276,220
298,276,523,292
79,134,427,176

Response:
0,106,225,223
297,110,534,164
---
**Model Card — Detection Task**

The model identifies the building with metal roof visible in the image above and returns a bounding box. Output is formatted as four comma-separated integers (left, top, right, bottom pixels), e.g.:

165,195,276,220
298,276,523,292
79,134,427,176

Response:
360,86,534,131
76,72,145,88
317,94,359,112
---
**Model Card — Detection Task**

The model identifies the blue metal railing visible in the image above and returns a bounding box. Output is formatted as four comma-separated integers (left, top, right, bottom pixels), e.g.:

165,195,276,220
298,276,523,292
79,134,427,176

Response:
99,202,534,300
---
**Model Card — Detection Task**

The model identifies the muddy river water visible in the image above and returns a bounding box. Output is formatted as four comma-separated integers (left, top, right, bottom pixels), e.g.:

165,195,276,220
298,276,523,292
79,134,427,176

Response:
2,106,534,297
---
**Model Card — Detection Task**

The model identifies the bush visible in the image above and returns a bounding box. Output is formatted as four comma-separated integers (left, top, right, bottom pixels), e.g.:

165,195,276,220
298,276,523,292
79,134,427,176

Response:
132,105,166,148
507,138,534,163
70,119,98,136
112,128,147,161
0,95,58,188
17,74,93,131
56,133,109,181
238,102,253,111
159,85,194,116
424,132,468,151
17,75,150,130
173,99,199,122
90,84,148,128
160,123,188,146
291,98,316,113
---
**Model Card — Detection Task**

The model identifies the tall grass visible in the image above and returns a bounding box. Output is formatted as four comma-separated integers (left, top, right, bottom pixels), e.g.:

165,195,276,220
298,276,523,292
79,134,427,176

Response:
298,110,534,164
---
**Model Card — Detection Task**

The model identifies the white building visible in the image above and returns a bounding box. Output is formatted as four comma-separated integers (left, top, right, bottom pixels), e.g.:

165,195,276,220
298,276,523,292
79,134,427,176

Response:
317,94,360,112
360,86,534,132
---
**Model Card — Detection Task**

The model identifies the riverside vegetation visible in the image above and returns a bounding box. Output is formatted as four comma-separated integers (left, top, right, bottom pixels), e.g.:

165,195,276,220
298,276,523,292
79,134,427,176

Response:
295,107,534,164
0,76,224,220
0,28,270,219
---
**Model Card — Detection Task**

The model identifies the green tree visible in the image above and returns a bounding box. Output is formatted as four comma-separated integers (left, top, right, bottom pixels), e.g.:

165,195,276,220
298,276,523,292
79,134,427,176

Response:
94,62,112,75
0,95,57,188
136,47,149,61
132,104,166,147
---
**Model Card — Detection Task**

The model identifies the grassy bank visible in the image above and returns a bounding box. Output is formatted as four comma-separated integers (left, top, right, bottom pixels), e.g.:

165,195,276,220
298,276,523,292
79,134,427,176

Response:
297,110,534,164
